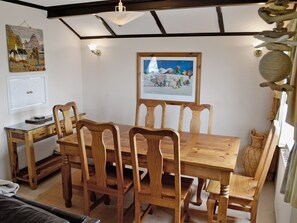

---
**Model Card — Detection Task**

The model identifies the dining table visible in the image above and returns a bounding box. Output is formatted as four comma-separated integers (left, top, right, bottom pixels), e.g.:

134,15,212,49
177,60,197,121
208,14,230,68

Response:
57,123,240,223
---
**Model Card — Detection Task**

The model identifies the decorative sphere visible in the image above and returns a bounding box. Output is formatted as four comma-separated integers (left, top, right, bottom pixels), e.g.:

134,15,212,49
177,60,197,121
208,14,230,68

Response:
259,51,292,82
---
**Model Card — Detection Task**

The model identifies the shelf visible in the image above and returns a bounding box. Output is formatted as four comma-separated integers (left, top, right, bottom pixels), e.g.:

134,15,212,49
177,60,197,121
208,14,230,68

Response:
16,154,62,182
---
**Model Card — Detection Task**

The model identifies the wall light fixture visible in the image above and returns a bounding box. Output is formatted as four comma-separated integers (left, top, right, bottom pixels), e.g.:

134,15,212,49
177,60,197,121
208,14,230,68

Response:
88,44,101,56
254,48,263,57
253,42,263,57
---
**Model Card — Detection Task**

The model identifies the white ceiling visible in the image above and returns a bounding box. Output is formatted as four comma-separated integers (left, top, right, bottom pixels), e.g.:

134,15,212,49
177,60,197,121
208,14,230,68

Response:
8,0,275,39
21,0,106,7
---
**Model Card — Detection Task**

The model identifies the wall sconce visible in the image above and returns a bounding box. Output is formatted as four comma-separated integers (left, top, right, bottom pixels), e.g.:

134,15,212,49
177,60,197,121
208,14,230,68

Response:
254,48,263,57
253,42,263,57
88,44,101,56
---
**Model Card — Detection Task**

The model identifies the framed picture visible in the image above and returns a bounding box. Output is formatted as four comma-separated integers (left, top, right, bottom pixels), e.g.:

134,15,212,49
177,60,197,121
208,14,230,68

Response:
137,52,201,105
6,25,46,72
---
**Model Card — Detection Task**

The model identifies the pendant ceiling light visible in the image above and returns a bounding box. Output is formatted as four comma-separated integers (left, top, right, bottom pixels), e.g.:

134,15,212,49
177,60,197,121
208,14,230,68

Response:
98,0,144,26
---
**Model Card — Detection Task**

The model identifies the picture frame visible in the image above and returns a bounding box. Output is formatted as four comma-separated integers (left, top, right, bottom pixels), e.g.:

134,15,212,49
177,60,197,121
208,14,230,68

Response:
6,24,46,72
137,52,201,105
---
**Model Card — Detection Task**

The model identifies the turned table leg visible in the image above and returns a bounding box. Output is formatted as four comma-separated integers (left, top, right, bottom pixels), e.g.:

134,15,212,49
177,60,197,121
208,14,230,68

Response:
61,153,73,208
217,172,231,223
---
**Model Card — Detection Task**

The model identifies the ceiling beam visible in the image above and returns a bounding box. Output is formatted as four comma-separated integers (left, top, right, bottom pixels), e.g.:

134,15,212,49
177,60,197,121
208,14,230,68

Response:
95,15,117,37
2,0,46,10
59,18,81,39
150,11,166,36
47,0,267,18
216,7,225,33
80,32,259,40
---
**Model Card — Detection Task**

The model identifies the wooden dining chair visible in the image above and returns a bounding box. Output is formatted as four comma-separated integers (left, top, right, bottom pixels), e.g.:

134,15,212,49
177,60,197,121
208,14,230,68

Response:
53,101,80,139
178,103,213,205
53,101,82,168
77,119,135,222
206,121,280,223
135,99,166,128
129,127,193,223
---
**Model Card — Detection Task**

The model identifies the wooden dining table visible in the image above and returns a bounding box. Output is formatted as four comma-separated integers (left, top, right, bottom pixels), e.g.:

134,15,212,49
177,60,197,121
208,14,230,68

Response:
57,124,240,223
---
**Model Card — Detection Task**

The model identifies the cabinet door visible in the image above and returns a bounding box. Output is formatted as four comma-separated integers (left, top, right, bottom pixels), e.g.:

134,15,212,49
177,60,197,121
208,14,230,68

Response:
27,76,47,106
8,77,29,110
7,74,48,113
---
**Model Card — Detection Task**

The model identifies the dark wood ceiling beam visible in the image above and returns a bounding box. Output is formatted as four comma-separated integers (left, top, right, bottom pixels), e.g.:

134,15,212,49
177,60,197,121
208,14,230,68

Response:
150,11,166,35
47,0,268,18
2,0,46,10
59,18,81,39
95,15,117,37
216,7,225,33
80,32,259,40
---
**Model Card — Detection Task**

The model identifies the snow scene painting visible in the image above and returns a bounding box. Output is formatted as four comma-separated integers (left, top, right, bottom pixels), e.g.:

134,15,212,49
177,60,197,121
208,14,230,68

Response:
6,25,45,72
138,53,201,104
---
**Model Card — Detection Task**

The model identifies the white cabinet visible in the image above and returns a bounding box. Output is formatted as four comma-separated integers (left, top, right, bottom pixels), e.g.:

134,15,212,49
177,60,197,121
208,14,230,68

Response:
7,74,48,113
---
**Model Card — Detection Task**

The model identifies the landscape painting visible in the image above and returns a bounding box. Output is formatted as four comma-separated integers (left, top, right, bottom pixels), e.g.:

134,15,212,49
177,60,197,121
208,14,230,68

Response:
6,25,46,72
137,52,201,105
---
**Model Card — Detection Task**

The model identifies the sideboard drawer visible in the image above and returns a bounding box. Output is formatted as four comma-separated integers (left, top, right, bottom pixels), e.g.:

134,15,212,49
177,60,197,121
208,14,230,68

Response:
33,129,48,140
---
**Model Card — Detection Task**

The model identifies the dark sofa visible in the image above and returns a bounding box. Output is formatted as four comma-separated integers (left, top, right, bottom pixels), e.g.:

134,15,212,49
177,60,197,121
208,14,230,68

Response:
0,194,100,223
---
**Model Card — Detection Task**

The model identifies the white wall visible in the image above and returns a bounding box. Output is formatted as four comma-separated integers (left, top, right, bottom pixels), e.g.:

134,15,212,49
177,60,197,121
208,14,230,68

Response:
0,1,83,179
81,37,272,169
0,1,273,180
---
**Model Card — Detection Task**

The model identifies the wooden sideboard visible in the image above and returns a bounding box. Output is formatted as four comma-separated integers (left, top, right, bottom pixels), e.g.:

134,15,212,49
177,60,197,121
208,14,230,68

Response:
5,113,85,189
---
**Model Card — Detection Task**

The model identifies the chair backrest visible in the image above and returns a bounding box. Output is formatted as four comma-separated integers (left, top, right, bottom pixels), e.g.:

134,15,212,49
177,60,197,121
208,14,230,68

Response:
135,99,166,128
178,103,213,134
129,127,181,204
53,101,80,139
77,119,124,192
254,121,280,199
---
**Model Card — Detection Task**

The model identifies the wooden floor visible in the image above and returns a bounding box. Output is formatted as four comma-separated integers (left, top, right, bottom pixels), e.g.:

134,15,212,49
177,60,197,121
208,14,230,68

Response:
17,171,276,223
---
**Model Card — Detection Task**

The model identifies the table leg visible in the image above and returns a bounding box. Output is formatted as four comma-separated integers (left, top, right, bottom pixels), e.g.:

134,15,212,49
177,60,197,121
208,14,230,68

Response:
61,153,72,208
7,131,18,182
196,178,205,205
25,133,37,189
217,172,231,223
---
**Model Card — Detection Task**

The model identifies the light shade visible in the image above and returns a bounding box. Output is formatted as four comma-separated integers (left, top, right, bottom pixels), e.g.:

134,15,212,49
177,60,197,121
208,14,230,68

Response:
88,43,101,56
99,11,144,26
98,0,144,26
88,43,97,51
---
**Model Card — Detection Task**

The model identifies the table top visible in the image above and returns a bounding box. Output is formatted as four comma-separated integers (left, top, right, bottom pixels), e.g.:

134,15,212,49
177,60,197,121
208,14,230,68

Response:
4,113,86,132
4,115,55,131
57,124,240,172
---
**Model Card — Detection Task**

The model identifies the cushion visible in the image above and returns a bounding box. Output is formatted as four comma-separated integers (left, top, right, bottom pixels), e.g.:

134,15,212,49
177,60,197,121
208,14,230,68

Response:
0,194,69,223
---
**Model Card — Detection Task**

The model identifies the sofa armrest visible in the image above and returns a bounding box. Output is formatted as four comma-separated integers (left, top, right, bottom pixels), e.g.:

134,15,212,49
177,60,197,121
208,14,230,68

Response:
0,194,68,223
13,195,100,223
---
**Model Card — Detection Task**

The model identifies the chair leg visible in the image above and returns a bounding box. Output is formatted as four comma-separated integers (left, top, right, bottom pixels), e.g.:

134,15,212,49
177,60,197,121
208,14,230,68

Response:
90,192,96,202
104,195,111,205
250,202,258,223
175,206,181,223
148,205,153,215
184,188,192,222
117,196,124,223
196,178,205,205
83,187,91,216
207,194,216,223
135,200,141,223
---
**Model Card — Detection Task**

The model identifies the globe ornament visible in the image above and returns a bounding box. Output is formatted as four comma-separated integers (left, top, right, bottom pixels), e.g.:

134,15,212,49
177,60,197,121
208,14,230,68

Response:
259,51,292,82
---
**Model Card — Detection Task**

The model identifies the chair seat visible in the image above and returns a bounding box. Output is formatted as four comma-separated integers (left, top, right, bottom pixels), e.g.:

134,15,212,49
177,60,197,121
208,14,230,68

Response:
140,173,193,200
206,174,257,202
88,165,136,192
